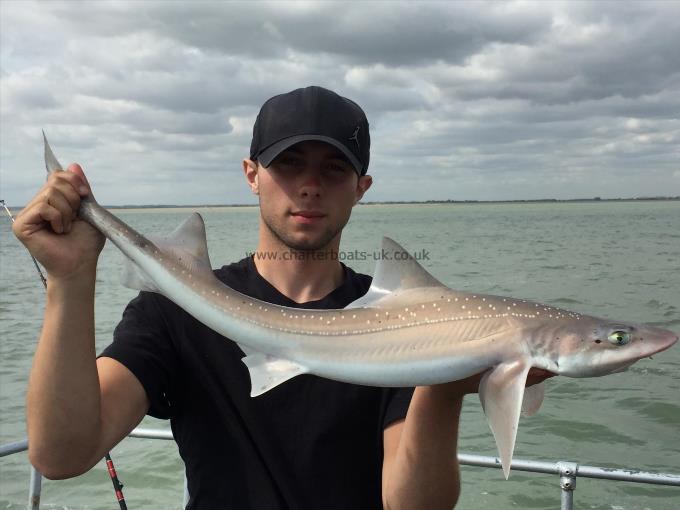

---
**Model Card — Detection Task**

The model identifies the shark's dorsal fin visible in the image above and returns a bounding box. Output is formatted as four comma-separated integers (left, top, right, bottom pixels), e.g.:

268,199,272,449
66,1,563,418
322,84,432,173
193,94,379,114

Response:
346,237,446,308
121,213,213,291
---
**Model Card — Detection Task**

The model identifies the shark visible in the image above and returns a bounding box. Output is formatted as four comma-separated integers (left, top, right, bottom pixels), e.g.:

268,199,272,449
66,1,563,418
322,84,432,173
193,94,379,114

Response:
43,134,678,478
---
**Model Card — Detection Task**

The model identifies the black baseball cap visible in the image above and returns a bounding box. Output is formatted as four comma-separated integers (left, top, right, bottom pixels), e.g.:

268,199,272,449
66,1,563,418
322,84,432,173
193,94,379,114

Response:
250,86,370,175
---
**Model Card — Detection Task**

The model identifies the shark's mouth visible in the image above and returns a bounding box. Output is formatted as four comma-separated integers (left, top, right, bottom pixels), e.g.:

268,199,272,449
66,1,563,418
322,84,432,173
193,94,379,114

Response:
610,360,638,374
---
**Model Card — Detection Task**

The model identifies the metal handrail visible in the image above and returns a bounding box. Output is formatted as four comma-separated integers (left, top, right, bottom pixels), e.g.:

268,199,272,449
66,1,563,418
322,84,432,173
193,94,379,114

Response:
458,453,680,485
2,428,679,510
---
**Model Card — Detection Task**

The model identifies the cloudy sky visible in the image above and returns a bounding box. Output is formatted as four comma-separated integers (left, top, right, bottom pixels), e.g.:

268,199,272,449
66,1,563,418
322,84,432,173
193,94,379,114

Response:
1,1,679,206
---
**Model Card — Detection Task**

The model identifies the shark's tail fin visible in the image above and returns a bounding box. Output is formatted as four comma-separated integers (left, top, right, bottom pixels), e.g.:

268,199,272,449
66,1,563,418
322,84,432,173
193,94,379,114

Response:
43,131,63,174
42,130,100,210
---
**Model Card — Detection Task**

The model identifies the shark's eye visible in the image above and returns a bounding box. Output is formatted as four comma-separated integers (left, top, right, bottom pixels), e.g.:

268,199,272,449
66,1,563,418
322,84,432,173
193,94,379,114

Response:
607,331,631,346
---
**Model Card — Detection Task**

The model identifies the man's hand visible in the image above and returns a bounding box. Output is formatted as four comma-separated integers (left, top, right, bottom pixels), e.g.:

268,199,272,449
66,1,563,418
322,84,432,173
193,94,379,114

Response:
12,163,104,281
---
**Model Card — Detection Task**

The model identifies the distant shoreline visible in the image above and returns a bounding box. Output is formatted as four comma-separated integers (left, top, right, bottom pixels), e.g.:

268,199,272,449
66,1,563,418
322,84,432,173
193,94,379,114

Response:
3,196,679,211
104,196,680,209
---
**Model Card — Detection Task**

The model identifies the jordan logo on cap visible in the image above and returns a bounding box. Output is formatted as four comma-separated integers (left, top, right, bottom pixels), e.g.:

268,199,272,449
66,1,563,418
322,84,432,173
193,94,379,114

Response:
349,126,360,149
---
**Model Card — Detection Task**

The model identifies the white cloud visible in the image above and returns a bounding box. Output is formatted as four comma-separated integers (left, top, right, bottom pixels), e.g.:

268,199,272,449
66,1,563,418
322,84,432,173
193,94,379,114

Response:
1,0,679,206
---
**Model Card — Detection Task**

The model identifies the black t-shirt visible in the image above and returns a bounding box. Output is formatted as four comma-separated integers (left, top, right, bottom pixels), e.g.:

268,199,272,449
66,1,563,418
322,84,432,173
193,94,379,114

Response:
101,257,414,510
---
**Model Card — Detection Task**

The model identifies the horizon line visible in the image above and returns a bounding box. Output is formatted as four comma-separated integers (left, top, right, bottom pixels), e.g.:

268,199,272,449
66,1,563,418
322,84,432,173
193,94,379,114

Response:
2,196,679,210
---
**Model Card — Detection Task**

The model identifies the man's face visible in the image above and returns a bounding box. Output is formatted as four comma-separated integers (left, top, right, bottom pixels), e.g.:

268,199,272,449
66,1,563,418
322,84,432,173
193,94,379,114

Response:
249,140,371,251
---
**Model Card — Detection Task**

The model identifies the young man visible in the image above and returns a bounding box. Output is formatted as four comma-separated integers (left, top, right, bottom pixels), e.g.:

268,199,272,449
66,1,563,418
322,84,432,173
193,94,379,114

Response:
14,86,549,509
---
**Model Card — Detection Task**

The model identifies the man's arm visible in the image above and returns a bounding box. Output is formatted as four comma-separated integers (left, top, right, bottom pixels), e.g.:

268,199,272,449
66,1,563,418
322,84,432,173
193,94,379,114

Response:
382,386,463,510
28,286,148,479
15,165,149,479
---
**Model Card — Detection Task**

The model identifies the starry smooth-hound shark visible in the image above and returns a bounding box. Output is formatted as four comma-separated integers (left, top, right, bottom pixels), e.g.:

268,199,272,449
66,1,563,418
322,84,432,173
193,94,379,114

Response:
42,134,678,478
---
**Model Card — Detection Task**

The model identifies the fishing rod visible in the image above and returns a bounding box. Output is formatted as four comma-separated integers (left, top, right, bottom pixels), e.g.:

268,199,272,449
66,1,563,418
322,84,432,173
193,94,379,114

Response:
1,200,46,288
1,199,129,510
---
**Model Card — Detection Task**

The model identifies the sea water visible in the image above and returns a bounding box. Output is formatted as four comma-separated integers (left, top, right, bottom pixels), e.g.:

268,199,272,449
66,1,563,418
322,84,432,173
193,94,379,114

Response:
1,201,678,509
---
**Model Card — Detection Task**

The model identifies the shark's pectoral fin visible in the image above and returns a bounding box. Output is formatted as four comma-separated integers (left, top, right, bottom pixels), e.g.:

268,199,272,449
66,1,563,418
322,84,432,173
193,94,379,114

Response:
242,352,308,397
120,213,214,292
479,360,531,479
522,381,545,417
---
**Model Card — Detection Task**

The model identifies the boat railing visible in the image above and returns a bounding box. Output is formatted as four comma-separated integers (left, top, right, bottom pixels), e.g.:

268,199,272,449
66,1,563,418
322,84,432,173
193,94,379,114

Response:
2,427,679,510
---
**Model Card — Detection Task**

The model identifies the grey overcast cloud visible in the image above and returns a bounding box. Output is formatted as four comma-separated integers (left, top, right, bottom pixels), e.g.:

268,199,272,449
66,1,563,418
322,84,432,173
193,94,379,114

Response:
1,1,679,206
